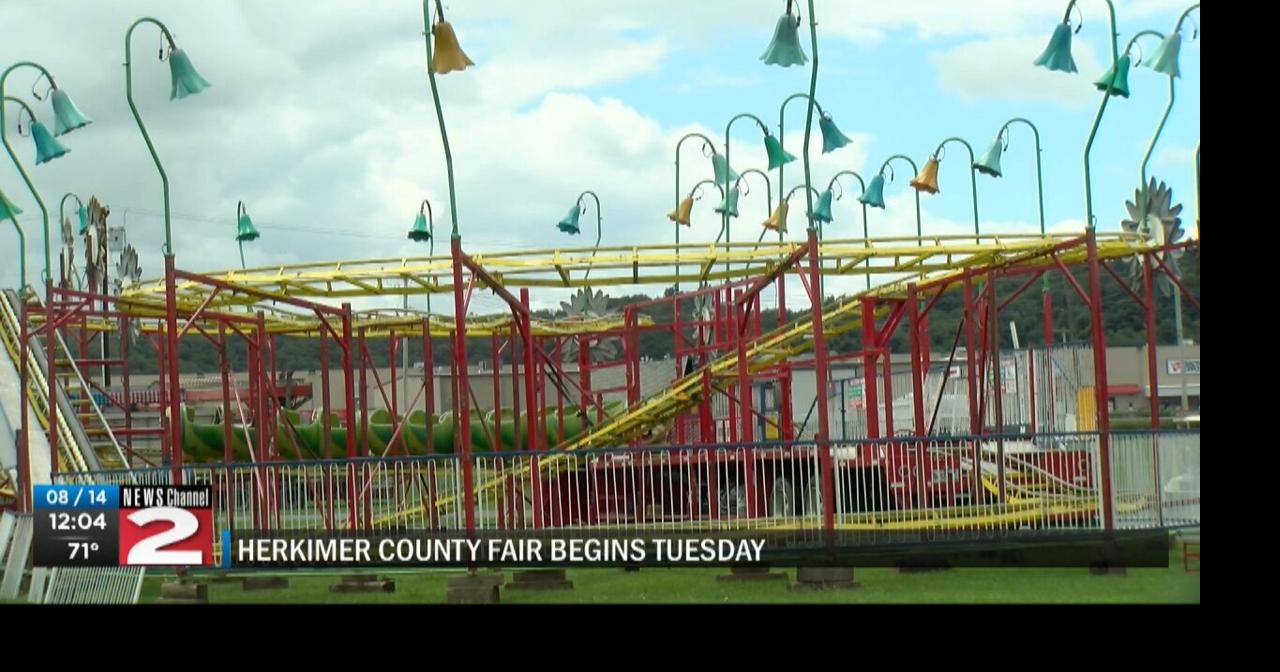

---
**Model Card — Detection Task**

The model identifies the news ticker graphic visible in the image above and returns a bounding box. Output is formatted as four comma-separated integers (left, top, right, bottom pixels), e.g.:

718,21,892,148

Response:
30,481,1171,569
218,529,1173,569
33,484,215,568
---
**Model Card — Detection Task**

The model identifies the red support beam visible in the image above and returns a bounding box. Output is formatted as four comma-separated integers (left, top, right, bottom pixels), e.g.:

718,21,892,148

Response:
451,236,477,535
861,297,880,441
45,281,60,478
735,239,813,308
734,290,758,518
164,257,184,483
806,227,836,541
457,251,529,318
422,318,435,453
219,321,233,465
340,303,358,529
908,284,926,437
1086,232,1115,532
320,330,332,459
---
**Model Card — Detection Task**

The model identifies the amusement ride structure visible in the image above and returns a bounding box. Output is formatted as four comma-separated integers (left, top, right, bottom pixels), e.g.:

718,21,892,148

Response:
0,1,1200,600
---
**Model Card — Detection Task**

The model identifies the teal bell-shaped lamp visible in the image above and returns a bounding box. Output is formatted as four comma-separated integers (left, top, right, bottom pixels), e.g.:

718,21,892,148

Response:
1094,54,1131,98
557,203,583,235
761,12,808,67
712,153,739,187
0,187,23,219
859,174,887,209
1147,31,1183,78
76,205,90,235
764,134,796,170
1034,22,1078,73
974,138,1004,178
818,114,852,154
235,203,260,242
31,121,70,164
812,189,835,224
169,47,212,100
715,187,741,219
49,88,93,136
408,200,434,242
409,211,432,242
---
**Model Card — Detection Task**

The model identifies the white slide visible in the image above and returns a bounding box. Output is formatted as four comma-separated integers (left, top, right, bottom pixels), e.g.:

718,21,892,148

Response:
0,350,52,488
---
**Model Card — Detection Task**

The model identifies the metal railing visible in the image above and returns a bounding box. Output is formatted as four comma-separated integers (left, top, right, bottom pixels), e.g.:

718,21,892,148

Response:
59,430,1199,564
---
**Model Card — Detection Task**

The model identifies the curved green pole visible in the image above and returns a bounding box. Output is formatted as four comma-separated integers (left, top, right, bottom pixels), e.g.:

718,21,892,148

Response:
674,132,717,292
576,190,603,281
686,178,723,289
828,170,870,289
1,65,55,283
787,184,823,288
1123,29,1170,237
4,211,25,293
731,168,773,245
125,18,178,256
1193,141,1199,240
932,137,980,243
777,92,826,208
418,198,435,314
236,200,249,270
880,154,923,241
800,0,820,234
422,0,460,241
59,193,84,233
59,193,85,290
997,118,1046,234
1139,5,1198,229
1140,6,1198,416
723,113,770,274
1062,0,1120,231
785,185,822,233
686,179,725,237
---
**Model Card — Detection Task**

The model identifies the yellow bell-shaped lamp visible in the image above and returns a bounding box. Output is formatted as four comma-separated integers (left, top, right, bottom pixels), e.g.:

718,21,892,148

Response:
668,195,695,227
762,201,790,234
910,157,941,195
433,19,475,74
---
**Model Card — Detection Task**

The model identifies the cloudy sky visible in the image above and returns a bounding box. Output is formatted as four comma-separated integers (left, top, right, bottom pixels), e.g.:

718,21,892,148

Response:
0,0,1201,314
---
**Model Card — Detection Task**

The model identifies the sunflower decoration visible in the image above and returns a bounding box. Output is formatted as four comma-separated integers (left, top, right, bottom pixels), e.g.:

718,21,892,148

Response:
60,218,75,287
1119,178,1185,296
560,286,622,363
689,292,715,345
113,244,144,349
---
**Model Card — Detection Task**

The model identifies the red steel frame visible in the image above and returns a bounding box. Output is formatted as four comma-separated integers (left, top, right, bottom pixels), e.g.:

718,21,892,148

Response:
11,233,1199,540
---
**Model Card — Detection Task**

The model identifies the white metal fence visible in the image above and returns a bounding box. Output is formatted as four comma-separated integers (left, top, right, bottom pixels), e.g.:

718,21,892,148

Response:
59,430,1199,565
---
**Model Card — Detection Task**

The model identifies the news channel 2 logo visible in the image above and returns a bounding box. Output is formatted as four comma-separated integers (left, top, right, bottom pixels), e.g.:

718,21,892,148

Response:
32,485,215,567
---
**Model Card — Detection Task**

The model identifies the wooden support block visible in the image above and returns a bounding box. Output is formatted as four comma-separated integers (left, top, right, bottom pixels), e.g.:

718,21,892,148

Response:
789,567,859,591
507,569,574,591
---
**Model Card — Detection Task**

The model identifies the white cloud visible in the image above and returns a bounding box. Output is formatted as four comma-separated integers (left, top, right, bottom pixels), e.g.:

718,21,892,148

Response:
1155,145,1195,169
932,36,1105,107
0,0,1195,314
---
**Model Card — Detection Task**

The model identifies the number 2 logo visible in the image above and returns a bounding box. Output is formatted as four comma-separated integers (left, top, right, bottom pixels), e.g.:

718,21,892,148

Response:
125,507,203,566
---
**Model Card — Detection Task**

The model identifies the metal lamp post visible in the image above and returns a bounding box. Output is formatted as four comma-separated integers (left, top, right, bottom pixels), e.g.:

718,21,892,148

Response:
2,62,90,284
911,137,981,243
557,190,603,280
1035,0,1121,231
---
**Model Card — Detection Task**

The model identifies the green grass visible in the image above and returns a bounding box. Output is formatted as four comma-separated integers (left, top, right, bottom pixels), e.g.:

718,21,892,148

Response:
138,550,1199,604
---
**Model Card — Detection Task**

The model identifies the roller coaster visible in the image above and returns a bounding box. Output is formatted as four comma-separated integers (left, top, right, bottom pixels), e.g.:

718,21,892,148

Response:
0,3,1200,585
